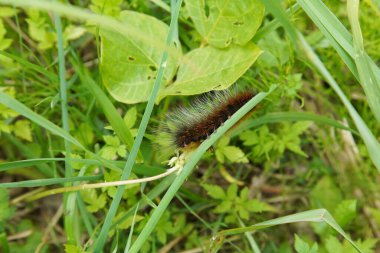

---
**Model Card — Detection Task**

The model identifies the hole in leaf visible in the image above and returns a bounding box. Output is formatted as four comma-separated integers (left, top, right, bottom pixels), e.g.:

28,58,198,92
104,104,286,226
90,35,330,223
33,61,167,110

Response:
233,20,244,26
225,38,232,46
149,65,157,71
172,74,177,83
204,2,210,18
128,56,135,61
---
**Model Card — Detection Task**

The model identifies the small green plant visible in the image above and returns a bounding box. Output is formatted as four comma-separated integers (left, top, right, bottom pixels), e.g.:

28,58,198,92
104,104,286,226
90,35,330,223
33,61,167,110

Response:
202,183,274,224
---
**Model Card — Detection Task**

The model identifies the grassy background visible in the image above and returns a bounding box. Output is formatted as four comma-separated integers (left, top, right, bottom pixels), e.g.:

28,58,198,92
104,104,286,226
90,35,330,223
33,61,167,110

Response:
0,0,379,252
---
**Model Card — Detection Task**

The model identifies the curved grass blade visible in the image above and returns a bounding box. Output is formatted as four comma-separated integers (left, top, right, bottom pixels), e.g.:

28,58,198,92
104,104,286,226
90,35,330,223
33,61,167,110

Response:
347,0,380,123
0,175,103,188
0,50,58,83
297,0,380,122
233,111,358,136
298,34,380,172
3,134,54,177
210,209,363,253
262,0,380,171
0,93,85,150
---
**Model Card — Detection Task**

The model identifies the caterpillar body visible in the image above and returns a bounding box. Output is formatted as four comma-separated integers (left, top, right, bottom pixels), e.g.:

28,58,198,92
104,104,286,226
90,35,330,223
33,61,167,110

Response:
156,89,255,158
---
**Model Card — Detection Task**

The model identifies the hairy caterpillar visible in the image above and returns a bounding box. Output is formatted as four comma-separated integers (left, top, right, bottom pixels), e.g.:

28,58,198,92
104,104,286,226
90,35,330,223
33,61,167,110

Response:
156,89,255,159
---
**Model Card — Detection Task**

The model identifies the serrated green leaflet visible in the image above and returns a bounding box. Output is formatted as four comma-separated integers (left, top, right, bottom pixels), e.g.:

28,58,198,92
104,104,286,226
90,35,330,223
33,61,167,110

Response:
185,0,265,48
100,10,181,104
160,43,262,98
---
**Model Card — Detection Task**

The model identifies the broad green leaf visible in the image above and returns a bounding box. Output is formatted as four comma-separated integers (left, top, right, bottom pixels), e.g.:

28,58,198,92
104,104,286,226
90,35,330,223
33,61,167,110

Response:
161,43,262,97
185,0,265,48
100,10,181,104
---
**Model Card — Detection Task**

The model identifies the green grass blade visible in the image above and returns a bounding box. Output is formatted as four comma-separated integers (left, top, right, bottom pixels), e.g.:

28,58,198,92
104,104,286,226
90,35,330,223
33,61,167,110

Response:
0,93,85,151
238,219,261,253
0,158,165,176
297,0,380,122
211,209,363,253
0,50,58,83
0,175,102,188
298,34,380,172
124,203,140,253
92,1,184,251
296,1,358,78
347,0,380,123
253,3,300,43
110,174,176,231
263,0,380,171
0,158,66,172
233,111,358,136
76,195,95,237
72,59,143,162
54,11,76,244
260,0,299,48
128,85,277,253
3,134,54,177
